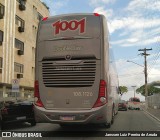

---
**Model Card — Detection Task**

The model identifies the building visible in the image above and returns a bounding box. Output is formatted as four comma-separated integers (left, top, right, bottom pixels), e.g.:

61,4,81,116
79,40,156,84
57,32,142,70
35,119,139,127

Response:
0,0,49,99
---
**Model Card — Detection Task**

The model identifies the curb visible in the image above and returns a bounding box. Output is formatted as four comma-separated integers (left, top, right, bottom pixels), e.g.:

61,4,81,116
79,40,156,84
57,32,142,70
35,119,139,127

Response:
142,108,160,122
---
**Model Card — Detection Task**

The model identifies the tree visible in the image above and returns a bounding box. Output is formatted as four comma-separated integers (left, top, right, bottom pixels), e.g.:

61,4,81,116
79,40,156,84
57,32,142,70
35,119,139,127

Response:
119,86,128,95
136,84,160,96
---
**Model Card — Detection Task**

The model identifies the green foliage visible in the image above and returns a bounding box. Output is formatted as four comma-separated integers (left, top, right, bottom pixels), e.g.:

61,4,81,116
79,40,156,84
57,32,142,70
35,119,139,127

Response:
119,86,128,95
136,85,160,96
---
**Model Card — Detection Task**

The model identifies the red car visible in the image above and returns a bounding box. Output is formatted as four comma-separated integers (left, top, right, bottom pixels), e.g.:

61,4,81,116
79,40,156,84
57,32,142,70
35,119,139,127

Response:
118,100,127,111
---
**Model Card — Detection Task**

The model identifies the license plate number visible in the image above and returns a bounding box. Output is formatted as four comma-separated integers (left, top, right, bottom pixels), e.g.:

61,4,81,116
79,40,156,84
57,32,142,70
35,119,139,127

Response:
16,116,26,120
60,116,75,121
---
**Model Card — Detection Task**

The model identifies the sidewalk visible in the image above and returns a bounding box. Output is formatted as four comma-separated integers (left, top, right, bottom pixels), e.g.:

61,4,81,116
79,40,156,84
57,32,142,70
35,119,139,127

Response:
142,105,160,121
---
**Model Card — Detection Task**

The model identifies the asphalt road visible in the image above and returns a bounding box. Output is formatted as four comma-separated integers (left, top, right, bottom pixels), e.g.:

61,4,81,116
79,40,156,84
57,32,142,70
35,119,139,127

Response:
2,110,160,140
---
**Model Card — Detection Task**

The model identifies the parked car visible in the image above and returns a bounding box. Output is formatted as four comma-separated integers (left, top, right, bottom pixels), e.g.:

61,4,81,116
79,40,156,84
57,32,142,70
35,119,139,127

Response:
0,98,36,130
118,100,127,111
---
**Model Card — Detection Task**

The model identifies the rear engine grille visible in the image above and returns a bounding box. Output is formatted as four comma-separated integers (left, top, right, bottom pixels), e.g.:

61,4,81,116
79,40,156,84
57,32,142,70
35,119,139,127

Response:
42,56,96,87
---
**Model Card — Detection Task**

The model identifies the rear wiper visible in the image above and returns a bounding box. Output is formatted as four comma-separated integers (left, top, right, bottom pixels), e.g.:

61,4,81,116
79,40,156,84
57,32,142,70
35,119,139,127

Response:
45,36,93,41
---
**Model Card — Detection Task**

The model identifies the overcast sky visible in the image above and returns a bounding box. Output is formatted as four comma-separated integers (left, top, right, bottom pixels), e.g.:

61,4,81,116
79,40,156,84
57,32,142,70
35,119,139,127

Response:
41,0,160,101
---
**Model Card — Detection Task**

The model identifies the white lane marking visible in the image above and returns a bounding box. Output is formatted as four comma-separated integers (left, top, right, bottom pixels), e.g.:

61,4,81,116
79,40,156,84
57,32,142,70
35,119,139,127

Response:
143,111,160,126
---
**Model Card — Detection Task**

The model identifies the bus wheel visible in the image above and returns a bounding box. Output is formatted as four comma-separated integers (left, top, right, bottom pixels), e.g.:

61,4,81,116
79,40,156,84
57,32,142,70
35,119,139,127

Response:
30,121,36,126
59,124,68,128
111,107,114,124
103,122,111,128
0,121,4,130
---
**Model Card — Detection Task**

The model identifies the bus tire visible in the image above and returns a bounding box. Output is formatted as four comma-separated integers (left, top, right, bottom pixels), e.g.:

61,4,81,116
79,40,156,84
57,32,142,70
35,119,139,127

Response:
0,122,4,130
103,122,111,128
59,124,68,128
30,121,36,126
111,107,114,124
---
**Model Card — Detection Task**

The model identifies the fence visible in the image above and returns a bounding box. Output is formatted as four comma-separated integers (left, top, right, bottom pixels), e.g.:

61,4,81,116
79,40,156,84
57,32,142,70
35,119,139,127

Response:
147,94,160,109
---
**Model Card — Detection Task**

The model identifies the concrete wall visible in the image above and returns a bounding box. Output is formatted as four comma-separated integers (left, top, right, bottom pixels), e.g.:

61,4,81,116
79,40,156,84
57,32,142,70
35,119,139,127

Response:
147,94,160,109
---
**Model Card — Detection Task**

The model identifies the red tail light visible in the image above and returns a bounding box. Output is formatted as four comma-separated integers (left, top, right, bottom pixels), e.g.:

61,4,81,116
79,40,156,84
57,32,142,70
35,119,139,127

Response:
94,13,100,16
34,80,44,107
1,108,8,115
93,80,107,108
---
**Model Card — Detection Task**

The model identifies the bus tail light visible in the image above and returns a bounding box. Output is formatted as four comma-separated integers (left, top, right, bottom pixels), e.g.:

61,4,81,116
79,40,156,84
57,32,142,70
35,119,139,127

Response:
94,13,100,16
42,17,48,21
34,80,44,107
93,80,107,108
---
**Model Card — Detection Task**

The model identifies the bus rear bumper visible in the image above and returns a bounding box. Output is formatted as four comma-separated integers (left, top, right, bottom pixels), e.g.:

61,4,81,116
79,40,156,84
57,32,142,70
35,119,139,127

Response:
34,105,109,124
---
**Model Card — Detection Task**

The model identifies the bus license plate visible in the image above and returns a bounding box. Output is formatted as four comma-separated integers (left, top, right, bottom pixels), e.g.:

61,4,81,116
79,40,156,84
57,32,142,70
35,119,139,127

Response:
60,116,75,121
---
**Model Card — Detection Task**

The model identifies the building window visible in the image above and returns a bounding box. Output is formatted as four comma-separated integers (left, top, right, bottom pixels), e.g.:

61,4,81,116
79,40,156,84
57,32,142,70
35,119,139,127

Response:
0,30,3,45
17,0,26,11
0,3,5,19
0,57,2,68
15,39,24,51
15,15,25,28
32,25,37,38
14,62,24,73
17,0,26,5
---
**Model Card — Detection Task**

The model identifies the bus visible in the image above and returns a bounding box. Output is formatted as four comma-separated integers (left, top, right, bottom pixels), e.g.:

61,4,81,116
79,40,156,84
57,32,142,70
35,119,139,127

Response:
34,13,120,128
128,97,141,110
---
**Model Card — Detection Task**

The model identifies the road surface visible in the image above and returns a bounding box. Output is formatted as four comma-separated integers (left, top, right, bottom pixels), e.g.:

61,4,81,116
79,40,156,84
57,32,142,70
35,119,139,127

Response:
2,110,160,140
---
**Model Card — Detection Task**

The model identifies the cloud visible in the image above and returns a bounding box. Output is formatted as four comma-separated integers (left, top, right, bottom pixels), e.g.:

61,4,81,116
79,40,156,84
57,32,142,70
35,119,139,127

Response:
111,36,159,48
93,7,113,19
126,0,160,12
118,68,144,87
108,17,160,34
116,58,160,96
89,0,116,7
41,0,69,15
146,0,160,11
148,68,160,83
91,0,160,95
105,0,160,50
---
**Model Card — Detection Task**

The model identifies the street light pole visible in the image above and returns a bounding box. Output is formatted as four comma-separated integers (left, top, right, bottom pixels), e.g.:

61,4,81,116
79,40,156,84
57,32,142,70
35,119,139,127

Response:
131,86,136,97
127,60,144,67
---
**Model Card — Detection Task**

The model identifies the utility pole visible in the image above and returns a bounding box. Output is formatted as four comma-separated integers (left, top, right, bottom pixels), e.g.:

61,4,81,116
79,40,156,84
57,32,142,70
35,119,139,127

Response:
138,48,152,98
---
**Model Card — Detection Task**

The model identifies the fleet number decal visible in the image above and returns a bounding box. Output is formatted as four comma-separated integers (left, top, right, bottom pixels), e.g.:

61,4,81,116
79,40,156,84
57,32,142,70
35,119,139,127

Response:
73,92,93,97
52,18,86,35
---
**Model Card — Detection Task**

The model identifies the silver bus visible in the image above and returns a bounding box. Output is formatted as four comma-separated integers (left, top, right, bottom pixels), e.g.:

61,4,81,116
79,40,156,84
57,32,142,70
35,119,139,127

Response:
34,13,120,128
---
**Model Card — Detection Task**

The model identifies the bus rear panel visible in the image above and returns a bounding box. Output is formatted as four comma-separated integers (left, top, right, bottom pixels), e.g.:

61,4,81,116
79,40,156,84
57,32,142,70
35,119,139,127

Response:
34,13,119,126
